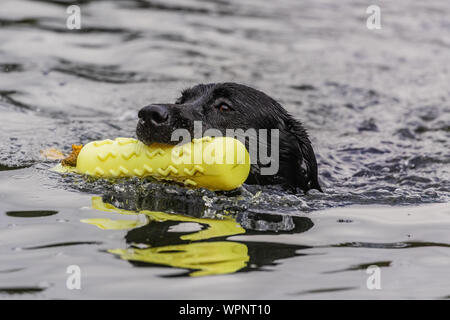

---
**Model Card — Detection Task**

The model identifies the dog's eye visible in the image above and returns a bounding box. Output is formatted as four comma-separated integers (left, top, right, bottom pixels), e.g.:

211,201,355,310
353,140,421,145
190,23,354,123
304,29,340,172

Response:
216,104,233,112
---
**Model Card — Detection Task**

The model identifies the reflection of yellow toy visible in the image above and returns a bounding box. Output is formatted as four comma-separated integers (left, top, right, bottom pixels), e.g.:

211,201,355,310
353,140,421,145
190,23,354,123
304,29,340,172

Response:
55,136,250,191
86,196,245,241
109,242,248,277
83,197,248,276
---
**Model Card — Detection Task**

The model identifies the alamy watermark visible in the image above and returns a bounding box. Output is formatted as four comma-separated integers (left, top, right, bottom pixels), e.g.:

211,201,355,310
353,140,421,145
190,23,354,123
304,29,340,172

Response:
169,121,280,176
66,5,81,30
366,5,381,30
366,265,381,290
66,265,81,290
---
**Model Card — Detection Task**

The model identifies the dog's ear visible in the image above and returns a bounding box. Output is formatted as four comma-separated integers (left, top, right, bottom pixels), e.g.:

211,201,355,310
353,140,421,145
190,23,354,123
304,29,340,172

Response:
283,117,322,193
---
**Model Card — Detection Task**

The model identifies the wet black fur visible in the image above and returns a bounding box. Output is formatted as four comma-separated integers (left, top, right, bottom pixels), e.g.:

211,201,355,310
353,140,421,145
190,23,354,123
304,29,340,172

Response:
136,82,321,193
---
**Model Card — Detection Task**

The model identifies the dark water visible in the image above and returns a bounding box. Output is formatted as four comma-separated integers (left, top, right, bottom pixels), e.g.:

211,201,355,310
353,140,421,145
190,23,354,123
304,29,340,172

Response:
0,0,449,299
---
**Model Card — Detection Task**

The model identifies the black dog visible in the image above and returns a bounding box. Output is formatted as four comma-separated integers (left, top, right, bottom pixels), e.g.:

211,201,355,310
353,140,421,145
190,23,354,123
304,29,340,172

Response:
136,82,321,193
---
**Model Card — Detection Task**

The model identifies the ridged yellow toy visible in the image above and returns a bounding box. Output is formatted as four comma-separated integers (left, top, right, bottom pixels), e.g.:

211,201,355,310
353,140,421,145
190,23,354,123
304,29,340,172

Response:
55,136,250,191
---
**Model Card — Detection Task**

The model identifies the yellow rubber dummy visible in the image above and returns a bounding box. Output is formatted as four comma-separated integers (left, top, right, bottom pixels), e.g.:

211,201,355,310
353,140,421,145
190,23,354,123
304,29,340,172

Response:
72,136,250,191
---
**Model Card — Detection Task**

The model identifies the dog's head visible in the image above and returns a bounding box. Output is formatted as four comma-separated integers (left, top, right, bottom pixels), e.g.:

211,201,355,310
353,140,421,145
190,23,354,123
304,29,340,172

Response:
136,82,322,193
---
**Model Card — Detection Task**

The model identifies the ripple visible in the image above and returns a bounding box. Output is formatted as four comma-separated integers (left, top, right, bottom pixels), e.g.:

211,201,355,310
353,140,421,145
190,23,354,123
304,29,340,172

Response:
0,63,23,73
0,164,31,171
51,59,146,84
0,91,35,111
0,287,45,295
5,210,58,218
334,241,450,249
291,286,358,296
23,241,102,250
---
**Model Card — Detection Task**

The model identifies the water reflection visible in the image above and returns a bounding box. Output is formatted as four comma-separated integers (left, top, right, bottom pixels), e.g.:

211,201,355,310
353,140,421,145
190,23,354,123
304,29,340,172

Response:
83,196,313,276
110,242,249,277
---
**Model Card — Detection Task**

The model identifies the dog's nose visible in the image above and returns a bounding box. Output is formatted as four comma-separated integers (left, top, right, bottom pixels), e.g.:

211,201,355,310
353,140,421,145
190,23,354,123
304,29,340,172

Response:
138,105,169,125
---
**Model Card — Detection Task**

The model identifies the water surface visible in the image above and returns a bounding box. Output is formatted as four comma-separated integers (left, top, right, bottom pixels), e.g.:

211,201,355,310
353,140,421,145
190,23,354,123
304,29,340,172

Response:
0,0,449,299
